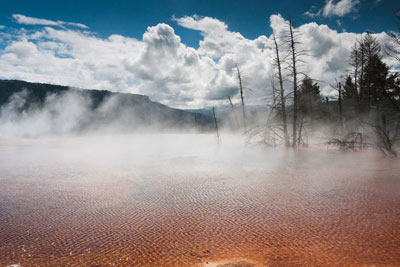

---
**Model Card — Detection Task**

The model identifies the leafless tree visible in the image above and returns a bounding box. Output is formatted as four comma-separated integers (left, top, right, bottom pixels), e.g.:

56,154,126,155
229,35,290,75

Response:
337,81,343,129
212,107,219,141
385,33,400,63
228,95,240,129
272,31,290,147
283,18,308,147
235,64,246,131
350,43,360,105
384,15,400,63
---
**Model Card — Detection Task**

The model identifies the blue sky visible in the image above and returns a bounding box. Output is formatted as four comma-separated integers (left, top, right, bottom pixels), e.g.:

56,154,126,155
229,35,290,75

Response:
0,0,399,108
0,0,398,48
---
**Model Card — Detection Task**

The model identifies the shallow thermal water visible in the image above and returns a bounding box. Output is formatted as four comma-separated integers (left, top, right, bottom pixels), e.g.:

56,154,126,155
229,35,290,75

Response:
0,134,400,266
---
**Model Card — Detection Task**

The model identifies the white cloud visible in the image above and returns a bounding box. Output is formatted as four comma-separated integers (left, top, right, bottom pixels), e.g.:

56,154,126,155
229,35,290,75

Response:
0,14,394,108
12,14,88,29
304,0,359,18
304,11,320,18
174,15,249,59
303,5,321,18
0,25,5,29
322,0,360,17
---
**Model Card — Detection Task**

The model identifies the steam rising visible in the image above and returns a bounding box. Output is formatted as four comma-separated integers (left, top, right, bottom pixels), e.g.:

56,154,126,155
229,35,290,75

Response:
0,88,210,139
0,90,91,137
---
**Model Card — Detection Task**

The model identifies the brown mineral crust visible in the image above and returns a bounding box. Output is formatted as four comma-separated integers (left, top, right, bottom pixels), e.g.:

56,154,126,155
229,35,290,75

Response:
1,146,400,266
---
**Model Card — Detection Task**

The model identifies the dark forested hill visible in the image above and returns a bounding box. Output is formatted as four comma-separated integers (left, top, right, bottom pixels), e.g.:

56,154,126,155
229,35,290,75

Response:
0,80,213,132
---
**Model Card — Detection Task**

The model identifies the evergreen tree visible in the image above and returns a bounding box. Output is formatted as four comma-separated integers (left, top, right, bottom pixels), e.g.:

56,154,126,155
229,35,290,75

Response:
386,72,400,99
349,32,388,111
342,75,357,100
361,53,388,108
298,76,321,116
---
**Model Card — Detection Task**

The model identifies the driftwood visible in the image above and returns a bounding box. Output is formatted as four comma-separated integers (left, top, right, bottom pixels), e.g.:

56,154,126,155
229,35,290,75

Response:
374,123,397,157
327,130,398,157
246,108,285,147
327,132,365,151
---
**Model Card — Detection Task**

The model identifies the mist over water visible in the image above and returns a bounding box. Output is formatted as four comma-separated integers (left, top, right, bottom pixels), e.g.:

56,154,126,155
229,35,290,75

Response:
0,1,399,265
0,77,399,267
0,87,400,266
1,132,400,266
0,88,211,139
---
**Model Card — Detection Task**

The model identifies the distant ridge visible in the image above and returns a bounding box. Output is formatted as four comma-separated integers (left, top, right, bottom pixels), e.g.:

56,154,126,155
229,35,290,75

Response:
0,80,213,132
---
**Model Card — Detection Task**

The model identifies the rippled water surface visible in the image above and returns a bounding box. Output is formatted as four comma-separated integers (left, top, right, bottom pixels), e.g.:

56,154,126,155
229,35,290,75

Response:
1,134,400,266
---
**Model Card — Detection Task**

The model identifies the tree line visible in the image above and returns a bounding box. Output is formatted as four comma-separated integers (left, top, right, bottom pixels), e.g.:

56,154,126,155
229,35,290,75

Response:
236,16,400,156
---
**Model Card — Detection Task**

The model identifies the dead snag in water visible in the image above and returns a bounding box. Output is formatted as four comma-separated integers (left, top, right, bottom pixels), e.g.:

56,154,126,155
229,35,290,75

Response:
283,18,307,148
272,31,290,147
288,18,298,148
235,64,246,131
337,81,343,130
393,119,400,145
194,113,198,130
212,107,220,141
228,96,240,129
374,114,397,157
326,132,365,151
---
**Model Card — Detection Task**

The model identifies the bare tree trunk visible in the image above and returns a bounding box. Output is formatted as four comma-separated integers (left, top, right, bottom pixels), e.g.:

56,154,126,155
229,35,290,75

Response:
298,114,304,146
271,76,277,107
235,64,246,131
375,113,396,157
288,19,298,148
228,96,240,129
338,81,343,129
359,44,365,111
354,48,360,105
392,120,400,145
194,113,198,130
272,32,290,147
351,43,361,107
212,107,220,141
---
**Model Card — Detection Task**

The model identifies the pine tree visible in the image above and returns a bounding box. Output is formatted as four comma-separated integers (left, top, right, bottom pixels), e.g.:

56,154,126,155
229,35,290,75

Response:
298,76,320,116
361,53,388,108
342,75,357,100
349,33,387,111
358,33,382,110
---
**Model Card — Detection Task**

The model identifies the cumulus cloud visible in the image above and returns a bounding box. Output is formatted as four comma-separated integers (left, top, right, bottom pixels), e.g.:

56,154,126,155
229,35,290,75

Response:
323,0,360,17
12,14,88,29
0,25,5,29
0,13,394,108
304,0,359,18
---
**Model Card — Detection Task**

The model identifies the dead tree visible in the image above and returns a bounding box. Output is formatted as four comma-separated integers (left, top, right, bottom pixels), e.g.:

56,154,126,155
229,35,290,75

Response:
350,43,360,106
235,64,246,131
374,113,397,157
327,132,365,151
393,119,400,145
271,76,277,106
288,19,299,148
384,14,400,63
272,32,290,147
228,96,240,129
338,81,343,129
212,107,220,141
194,113,198,130
329,115,398,156
358,37,366,110
297,114,308,147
